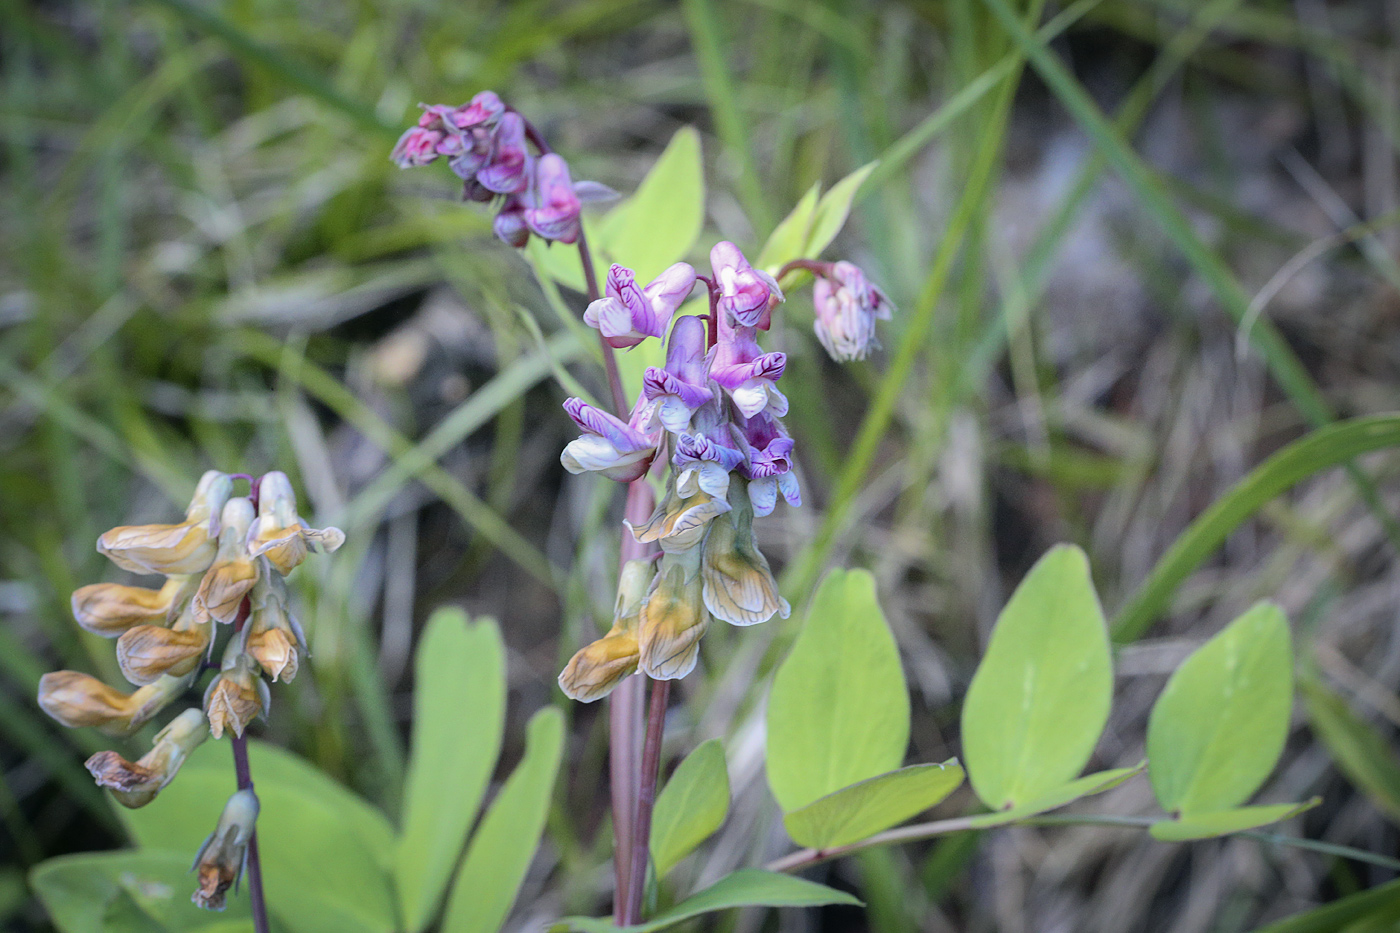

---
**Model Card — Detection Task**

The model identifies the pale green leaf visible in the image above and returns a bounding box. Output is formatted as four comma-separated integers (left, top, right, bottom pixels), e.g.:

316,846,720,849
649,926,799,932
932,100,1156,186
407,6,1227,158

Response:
441,707,565,933
650,739,731,877
802,161,877,259
1149,798,1320,841
32,849,252,933
962,765,1144,829
766,568,910,812
1300,673,1400,825
550,870,861,933
120,740,396,933
755,182,820,273
595,127,704,281
782,761,964,849
396,610,507,933
1146,602,1293,815
527,226,589,293
961,545,1112,810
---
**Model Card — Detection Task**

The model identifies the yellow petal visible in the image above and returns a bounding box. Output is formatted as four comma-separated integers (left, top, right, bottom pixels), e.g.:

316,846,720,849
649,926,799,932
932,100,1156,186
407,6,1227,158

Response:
637,553,709,680
558,631,639,702
97,521,216,575
70,578,186,636
116,624,210,685
701,484,789,626
195,557,259,624
247,628,298,683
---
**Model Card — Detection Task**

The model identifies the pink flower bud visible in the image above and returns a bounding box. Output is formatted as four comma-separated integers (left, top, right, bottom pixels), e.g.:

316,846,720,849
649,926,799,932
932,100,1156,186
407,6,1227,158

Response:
812,261,894,361
525,154,582,244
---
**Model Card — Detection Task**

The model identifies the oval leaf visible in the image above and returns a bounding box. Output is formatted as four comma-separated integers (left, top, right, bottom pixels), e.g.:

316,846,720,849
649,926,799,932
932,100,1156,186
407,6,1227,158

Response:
32,849,252,933
961,544,1112,810
756,182,820,273
650,739,730,878
441,707,565,933
551,870,860,933
595,127,704,281
783,761,964,849
1149,798,1320,841
121,740,396,933
1146,602,1293,816
396,610,507,933
766,568,909,813
1300,673,1400,825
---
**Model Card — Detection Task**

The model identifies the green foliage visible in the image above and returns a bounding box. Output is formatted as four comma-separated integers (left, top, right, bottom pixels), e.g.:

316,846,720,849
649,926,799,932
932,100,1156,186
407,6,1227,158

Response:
650,739,731,878
396,609,507,933
551,870,860,933
31,850,252,933
756,162,877,282
766,569,910,813
1251,878,1400,933
961,545,1112,810
441,707,565,933
1300,674,1400,825
1148,800,1320,842
782,762,964,849
1146,603,1293,816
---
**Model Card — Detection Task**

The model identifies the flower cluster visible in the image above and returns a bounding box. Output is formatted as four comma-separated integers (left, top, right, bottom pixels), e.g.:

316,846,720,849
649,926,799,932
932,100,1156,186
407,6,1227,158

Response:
391,91,615,248
37,470,342,905
558,242,805,700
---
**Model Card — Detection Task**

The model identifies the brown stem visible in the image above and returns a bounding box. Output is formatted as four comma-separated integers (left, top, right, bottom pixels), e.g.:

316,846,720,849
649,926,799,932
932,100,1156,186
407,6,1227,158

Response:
776,258,831,280
623,677,670,924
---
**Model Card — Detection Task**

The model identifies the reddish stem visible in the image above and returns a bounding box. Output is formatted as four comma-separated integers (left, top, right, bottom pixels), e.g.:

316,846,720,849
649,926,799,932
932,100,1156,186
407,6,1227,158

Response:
776,258,832,280
229,596,270,933
623,677,670,924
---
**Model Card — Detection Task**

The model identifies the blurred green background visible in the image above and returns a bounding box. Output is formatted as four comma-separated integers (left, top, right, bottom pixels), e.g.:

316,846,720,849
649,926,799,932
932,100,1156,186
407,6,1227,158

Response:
4,0,1400,929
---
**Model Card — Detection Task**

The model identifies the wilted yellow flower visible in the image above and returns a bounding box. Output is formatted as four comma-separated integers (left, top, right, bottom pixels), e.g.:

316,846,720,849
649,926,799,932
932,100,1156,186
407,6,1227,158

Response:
626,478,729,553
38,670,191,736
96,471,233,575
85,708,209,808
115,613,212,686
701,478,790,626
193,498,259,625
638,547,709,680
204,642,269,740
192,789,259,910
559,559,652,702
244,568,305,683
70,576,193,636
245,471,345,576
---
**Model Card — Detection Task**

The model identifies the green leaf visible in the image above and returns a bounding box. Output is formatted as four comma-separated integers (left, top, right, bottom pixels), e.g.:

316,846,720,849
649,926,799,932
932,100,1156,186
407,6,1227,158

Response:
802,161,877,259
1112,416,1400,642
1146,602,1293,816
755,182,820,273
441,707,565,933
961,544,1112,810
961,765,1144,829
527,228,588,293
595,127,704,281
550,869,861,933
766,568,910,813
782,762,964,849
32,849,252,933
396,610,507,933
1300,674,1400,825
1149,799,1320,841
121,740,396,933
1252,878,1400,933
650,739,731,878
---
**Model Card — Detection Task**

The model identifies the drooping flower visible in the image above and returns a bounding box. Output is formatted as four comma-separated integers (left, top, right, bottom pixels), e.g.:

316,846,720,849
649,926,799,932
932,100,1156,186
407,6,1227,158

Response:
204,633,270,740
711,241,783,330
245,472,345,578
812,260,894,362
737,412,801,516
245,567,307,683
641,315,714,431
701,478,790,626
195,497,260,625
38,670,191,736
560,395,662,483
627,476,730,554
115,609,213,685
71,576,193,636
85,708,209,809
671,404,746,503
192,789,260,911
493,194,531,247
637,547,709,680
558,559,653,702
451,91,505,131
96,471,233,576
710,307,789,419
524,153,583,244
477,111,532,194
584,262,697,350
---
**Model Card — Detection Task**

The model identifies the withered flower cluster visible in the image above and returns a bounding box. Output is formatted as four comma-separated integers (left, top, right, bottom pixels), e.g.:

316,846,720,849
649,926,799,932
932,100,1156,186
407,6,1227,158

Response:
36,470,343,909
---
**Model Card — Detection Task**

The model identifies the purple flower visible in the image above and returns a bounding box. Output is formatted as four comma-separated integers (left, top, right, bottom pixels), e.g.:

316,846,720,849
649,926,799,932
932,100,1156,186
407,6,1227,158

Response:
477,112,531,194
709,309,789,419
642,314,713,430
525,154,583,244
451,91,505,131
493,194,531,248
812,261,894,361
736,412,801,515
560,395,661,483
711,241,783,330
585,262,698,350
390,126,445,168
673,405,746,500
